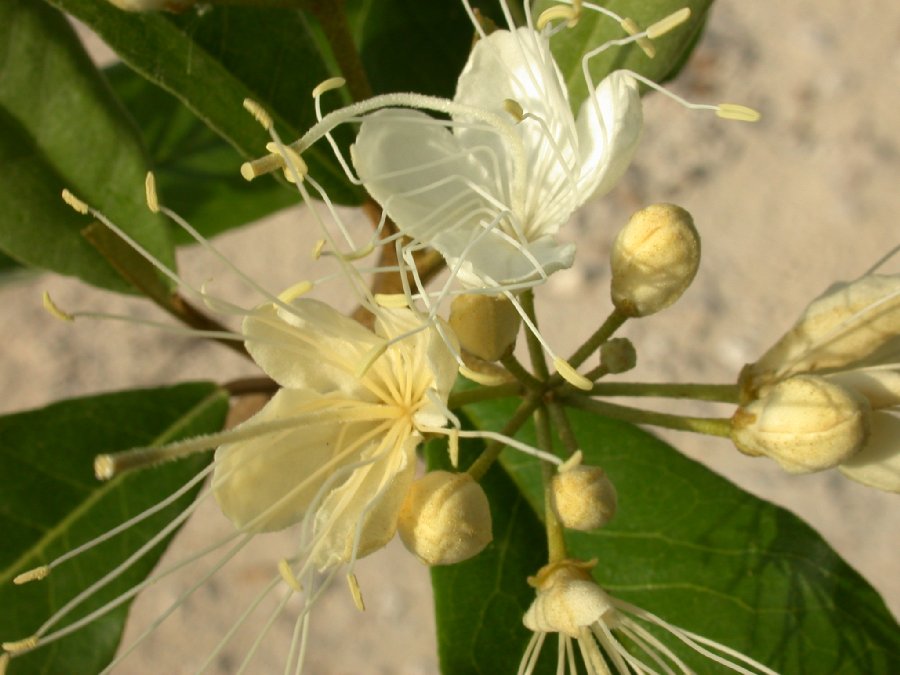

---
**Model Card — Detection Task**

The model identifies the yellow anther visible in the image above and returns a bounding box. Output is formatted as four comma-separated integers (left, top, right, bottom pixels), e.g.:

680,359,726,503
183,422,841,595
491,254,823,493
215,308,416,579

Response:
61,189,89,215
620,18,656,59
1,652,9,675
355,341,389,378
336,242,375,262
536,5,578,31
646,7,691,40
311,238,327,260
14,565,50,585
347,572,365,611
242,98,273,131
265,142,308,183
2,636,38,654
277,280,314,303
716,103,761,122
312,77,346,98
449,428,460,469
94,454,115,481
553,357,593,391
278,559,303,592
503,99,525,123
144,171,160,213
374,293,410,309
558,449,584,473
42,292,74,322
240,153,285,182
459,365,510,387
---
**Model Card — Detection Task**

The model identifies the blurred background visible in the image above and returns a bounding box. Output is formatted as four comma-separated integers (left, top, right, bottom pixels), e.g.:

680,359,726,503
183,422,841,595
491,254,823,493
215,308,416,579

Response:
2,0,897,672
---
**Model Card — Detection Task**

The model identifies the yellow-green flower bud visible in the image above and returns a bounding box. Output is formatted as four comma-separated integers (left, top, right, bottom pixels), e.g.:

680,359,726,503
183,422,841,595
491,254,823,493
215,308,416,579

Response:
731,375,870,473
599,337,637,374
398,471,493,566
449,293,521,362
551,465,617,531
610,203,700,317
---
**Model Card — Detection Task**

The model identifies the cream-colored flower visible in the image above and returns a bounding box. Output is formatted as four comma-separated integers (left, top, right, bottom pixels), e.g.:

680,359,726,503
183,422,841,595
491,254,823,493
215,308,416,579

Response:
739,273,900,491
520,559,776,675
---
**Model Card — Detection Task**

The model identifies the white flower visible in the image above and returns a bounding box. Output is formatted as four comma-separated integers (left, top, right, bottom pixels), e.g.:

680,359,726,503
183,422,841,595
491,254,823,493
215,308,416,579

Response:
740,273,900,491
519,559,777,675
351,25,642,289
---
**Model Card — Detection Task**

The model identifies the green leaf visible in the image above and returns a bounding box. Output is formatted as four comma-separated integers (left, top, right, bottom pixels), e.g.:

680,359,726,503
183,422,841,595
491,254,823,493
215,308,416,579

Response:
103,63,300,244
0,0,175,292
47,0,362,206
0,383,229,674
535,0,714,111
426,423,550,675
463,399,900,673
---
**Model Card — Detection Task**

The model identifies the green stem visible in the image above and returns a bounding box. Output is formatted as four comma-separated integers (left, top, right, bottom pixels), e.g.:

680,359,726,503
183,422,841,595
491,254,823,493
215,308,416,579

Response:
305,0,373,102
500,352,543,391
562,394,733,437
588,382,740,403
534,406,567,563
520,289,550,381
447,382,521,409
466,392,543,481
546,400,580,456
567,307,628,370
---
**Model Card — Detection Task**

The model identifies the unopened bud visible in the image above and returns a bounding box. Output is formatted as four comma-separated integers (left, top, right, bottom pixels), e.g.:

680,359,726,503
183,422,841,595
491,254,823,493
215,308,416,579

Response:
551,465,617,531
449,294,521,362
599,338,637,374
731,375,870,473
398,471,493,565
610,204,700,317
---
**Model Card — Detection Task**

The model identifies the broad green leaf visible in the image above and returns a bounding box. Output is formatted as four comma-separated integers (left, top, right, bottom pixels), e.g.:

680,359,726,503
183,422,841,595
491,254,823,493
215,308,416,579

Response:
0,0,175,292
461,399,900,673
535,0,714,111
426,424,551,675
47,0,362,206
0,383,229,674
103,64,297,244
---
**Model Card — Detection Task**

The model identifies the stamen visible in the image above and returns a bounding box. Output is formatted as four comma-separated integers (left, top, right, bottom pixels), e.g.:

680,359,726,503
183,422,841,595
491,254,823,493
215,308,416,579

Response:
240,154,285,181
558,449,583,472
449,428,460,468
459,364,512,387
311,238,326,259
646,7,691,40
553,357,593,391
42,292,74,322
1,636,37,653
355,341,389,378
278,559,303,592
504,98,525,122
312,77,346,98
277,280,314,303
347,572,366,611
61,188,89,215
242,98,273,131
14,565,50,585
620,18,656,59
716,103,762,122
0,652,8,675
265,142,308,183
536,4,579,31
374,293,410,308
144,171,160,213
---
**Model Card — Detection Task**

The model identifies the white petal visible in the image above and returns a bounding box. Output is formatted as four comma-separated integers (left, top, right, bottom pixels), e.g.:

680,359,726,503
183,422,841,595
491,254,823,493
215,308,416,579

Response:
574,71,643,202
839,412,900,492
827,369,900,409
312,430,419,569
243,298,380,394
213,389,375,532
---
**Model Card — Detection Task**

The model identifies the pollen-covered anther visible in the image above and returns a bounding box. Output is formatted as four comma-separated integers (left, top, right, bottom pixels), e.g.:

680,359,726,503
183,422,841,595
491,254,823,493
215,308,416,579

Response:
553,357,593,391
398,471,493,566
312,77,347,98
449,294,521,362
42,292,74,322
374,293,410,309
311,238,326,260
278,559,302,592
264,142,308,183
610,203,701,317
646,7,692,40
1,636,38,654
277,280,314,303
600,338,637,374
731,375,871,473
535,4,579,31
94,454,116,480
552,464,618,531
61,188,89,215
503,98,525,123
242,98,273,131
144,171,160,213
619,18,656,59
347,573,366,611
716,103,761,122
13,565,50,585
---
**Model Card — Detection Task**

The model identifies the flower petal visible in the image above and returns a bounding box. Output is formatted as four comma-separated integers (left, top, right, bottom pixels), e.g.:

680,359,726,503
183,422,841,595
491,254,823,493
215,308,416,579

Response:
243,298,380,394
839,412,900,492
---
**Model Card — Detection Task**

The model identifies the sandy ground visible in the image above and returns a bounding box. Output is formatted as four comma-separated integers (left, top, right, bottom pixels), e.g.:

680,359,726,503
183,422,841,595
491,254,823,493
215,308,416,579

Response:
3,0,898,672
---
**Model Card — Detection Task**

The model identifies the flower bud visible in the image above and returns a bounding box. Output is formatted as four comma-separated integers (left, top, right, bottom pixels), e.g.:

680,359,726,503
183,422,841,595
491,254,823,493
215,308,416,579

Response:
398,471,493,565
523,560,613,638
731,375,870,473
599,338,637,374
449,293,521,362
551,465,617,531
610,203,700,317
